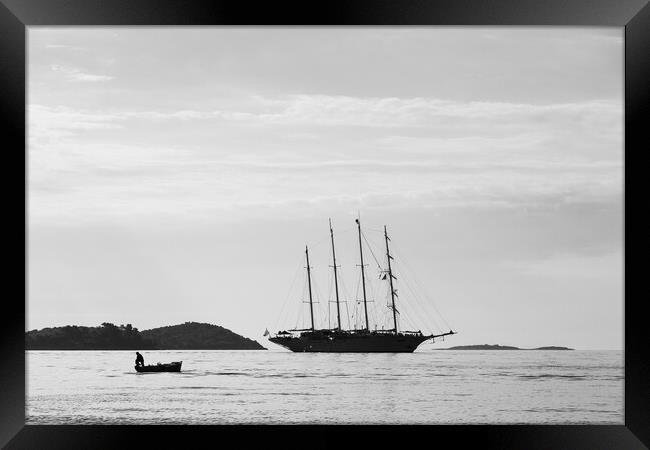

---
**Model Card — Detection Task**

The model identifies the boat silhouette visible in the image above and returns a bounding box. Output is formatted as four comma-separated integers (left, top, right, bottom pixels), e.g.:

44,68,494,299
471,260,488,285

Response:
268,218,455,353
135,361,182,372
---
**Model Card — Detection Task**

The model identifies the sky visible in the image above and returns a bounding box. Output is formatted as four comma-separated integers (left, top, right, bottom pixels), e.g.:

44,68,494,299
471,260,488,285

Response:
27,27,623,350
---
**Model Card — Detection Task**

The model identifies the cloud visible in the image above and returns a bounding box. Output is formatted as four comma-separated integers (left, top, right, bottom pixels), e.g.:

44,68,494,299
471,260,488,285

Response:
29,105,121,130
28,105,122,149
505,250,622,281
26,143,622,225
45,44,86,51
30,94,621,130
26,93,622,225
51,64,113,82
208,158,621,173
248,95,621,130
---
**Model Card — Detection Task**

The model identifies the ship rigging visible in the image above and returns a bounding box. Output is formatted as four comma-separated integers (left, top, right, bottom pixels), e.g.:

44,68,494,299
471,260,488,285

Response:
267,218,456,353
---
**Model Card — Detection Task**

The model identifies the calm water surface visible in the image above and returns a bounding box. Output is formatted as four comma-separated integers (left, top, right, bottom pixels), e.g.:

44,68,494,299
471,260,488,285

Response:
27,349,623,424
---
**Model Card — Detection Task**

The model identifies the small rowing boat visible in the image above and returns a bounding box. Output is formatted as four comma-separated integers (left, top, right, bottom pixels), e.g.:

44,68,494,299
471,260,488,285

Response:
135,361,182,373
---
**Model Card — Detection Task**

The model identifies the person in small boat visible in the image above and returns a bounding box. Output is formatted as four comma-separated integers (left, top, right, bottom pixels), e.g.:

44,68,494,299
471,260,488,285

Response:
135,352,145,367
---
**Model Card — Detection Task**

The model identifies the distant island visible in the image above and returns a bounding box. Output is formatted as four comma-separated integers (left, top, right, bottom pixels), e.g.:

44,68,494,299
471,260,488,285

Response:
439,344,574,350
25,322,267,350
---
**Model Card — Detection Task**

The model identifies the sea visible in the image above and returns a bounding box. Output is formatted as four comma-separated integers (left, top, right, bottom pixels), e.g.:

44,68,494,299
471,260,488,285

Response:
26,348,623,425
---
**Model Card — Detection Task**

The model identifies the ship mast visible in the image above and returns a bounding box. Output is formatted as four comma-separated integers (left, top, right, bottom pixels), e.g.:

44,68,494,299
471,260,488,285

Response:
356,217,370,331
305,245,315,331
384,226,398,334
329,219,342,330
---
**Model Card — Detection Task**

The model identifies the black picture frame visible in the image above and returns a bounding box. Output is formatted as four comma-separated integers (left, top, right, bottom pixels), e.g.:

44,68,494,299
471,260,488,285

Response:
1,0,648,448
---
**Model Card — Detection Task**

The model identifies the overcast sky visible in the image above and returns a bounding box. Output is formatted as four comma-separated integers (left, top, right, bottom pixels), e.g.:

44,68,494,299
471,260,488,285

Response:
27,27,623,350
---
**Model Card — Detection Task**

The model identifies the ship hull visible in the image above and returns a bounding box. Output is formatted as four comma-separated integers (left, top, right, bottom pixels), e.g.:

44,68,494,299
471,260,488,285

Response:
269,331,430,353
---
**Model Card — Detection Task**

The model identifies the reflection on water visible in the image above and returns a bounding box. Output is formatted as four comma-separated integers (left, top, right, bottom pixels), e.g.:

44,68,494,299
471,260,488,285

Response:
27,349,623,424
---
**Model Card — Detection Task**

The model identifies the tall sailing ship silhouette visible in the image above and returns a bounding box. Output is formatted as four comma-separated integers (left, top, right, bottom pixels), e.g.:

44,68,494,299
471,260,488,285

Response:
267,218,456,352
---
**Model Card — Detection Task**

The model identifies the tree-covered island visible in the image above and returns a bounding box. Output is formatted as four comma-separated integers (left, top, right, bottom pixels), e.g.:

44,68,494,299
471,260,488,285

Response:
25,322,266,350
